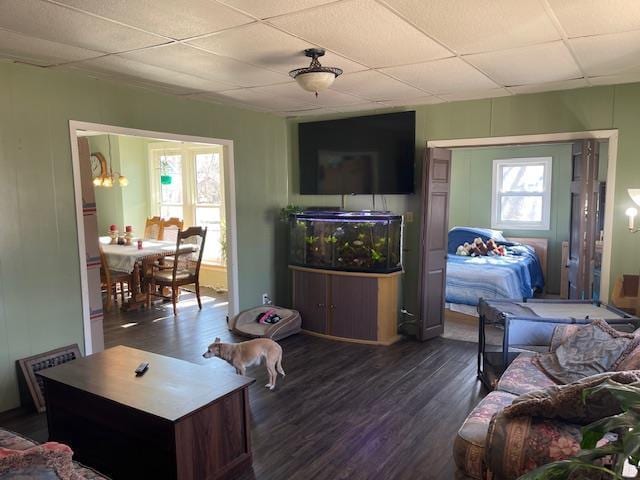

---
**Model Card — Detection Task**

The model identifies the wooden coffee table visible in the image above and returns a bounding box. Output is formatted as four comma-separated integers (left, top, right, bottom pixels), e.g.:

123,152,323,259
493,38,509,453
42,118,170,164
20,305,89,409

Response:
38,345,255,480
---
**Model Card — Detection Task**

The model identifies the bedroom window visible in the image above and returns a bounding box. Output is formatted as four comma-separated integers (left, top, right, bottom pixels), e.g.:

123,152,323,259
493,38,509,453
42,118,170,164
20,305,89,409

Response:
491,157,552,230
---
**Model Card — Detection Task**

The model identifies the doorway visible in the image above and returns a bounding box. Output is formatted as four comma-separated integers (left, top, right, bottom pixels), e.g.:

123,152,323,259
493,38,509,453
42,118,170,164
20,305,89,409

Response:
417,130,618,341
69,121,239,354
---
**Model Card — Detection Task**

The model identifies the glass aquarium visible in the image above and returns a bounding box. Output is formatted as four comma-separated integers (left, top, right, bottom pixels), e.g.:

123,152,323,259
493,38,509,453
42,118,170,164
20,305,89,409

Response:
289,211,403,273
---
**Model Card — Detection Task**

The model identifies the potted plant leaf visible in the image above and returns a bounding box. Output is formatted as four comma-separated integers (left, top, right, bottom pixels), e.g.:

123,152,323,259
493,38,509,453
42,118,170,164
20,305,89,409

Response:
519,381,640,479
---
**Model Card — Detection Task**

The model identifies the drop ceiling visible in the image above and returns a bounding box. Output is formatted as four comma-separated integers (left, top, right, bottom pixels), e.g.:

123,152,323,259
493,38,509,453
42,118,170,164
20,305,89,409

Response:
2,0,640,117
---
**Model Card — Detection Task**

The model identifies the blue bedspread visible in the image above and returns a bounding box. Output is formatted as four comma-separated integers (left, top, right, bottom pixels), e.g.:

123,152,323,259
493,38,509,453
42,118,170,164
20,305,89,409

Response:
445,245,545,306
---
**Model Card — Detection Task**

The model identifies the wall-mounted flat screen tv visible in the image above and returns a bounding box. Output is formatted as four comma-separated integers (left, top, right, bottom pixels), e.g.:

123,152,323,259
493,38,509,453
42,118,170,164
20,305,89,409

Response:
298,111,415,194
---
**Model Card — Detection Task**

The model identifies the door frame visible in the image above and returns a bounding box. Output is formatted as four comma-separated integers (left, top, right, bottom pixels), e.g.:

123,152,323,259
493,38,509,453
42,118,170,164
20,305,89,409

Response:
69,120,240,355
427,129,618,303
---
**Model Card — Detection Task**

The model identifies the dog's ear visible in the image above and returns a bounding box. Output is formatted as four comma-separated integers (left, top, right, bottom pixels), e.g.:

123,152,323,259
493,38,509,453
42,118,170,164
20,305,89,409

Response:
214,337,221,343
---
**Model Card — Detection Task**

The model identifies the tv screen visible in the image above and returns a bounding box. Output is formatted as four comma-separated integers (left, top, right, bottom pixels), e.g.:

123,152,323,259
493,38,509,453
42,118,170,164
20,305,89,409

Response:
298,111,415,195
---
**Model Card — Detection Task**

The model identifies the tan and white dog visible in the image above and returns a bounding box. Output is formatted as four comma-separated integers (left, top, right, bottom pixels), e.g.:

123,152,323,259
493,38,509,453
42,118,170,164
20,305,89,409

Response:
203,338,285,390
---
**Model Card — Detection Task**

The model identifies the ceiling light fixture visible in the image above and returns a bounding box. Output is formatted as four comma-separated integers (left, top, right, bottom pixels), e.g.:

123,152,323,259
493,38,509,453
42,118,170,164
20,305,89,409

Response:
92,135,128,188
289,48,343,97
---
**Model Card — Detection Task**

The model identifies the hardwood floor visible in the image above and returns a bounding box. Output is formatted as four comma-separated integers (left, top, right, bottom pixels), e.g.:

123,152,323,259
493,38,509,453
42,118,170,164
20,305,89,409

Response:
1,291,485,480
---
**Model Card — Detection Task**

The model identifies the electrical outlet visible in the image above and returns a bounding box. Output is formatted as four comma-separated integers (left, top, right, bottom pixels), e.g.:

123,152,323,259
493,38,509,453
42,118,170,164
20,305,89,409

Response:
404,211,414,223
262,293,272,305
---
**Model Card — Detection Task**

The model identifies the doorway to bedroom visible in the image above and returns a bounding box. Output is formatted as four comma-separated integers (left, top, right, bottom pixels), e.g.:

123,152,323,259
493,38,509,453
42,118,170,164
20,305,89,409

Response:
416,130,618,342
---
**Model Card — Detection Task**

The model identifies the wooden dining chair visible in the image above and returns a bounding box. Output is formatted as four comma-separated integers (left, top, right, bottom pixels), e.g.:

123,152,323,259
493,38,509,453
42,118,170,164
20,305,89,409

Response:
160,217,184,243
99,247,131,311
144,216,163,240
146,227,207,316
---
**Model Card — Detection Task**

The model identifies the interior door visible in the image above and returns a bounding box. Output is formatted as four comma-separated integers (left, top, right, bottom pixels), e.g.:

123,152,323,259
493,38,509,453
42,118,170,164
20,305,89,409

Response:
417,147,451,341
567,140,599,299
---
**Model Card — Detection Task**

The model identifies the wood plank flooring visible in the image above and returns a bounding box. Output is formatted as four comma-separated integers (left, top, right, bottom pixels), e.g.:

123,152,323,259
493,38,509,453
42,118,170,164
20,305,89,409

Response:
0,291,485,480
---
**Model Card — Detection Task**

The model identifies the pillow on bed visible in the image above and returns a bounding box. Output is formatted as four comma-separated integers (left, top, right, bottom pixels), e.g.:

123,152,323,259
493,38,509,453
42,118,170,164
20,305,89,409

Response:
447,227,507,254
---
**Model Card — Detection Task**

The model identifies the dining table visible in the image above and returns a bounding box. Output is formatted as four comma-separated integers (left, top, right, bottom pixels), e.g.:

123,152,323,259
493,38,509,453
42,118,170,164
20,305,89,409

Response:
99,237,197,311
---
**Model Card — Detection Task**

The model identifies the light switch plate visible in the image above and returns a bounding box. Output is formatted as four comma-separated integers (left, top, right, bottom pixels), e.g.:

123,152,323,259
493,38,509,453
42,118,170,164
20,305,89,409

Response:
404,212,414,223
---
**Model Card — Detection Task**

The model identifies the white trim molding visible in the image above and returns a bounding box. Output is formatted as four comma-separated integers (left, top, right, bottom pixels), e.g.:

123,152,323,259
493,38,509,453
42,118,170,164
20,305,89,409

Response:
69,121,240,354
427,129,619,303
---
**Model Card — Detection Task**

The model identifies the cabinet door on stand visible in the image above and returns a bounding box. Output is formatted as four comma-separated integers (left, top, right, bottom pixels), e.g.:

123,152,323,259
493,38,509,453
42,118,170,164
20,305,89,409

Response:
293,270,328,333
330,275,377,341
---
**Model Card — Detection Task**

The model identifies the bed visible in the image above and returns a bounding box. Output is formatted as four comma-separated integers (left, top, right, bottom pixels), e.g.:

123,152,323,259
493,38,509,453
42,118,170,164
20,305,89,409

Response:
445,227,545,307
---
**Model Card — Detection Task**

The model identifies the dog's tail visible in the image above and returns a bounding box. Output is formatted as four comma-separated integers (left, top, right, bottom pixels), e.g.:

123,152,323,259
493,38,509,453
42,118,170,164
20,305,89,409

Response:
276,349,285,377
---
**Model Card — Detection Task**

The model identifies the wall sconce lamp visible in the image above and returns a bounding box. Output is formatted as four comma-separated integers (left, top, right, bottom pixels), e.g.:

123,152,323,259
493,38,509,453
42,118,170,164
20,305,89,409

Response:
626,189,640,232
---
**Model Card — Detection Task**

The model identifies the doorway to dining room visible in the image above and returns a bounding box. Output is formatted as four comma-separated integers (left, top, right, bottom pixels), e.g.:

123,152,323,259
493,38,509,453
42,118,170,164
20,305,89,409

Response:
69,121,239,354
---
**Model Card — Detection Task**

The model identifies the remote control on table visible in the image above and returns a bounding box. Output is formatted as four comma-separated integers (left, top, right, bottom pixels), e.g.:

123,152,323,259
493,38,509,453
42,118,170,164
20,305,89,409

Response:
135,362,149,376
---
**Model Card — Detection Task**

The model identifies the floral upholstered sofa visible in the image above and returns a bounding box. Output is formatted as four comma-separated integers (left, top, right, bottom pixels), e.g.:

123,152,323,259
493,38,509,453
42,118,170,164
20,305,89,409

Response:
454,323,640,480
0,427,108,479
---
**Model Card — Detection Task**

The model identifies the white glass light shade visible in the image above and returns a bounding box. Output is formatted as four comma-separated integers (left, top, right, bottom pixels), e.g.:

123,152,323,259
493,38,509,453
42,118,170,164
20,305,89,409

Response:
102,176,113,187
629,188,640,207
118,175,129,187
626,207,638,218
294,71,336,93
93,177,103,187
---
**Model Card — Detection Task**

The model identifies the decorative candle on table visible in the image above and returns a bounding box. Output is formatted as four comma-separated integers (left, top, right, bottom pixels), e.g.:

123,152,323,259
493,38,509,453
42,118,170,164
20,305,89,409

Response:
109,224,119,244
124,226,133,246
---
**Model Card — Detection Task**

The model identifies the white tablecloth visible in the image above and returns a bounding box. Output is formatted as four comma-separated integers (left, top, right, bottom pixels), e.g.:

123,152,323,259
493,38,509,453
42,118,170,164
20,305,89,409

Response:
99,237,195,273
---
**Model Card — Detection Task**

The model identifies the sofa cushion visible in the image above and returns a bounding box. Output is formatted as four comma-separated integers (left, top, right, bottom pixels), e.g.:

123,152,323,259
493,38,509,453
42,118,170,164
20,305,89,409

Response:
0,429,108,480
453,391,516,479
0,429,36,451
503,370,640,424
0,442,76,480
496,353,556,396
485,411,583,479
534,319,640,384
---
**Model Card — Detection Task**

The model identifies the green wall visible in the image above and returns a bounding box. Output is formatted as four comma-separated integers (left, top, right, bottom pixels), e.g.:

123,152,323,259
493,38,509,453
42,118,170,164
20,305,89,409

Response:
88,134,153,236
0,61,287,412
287,83,640,336
449,144,573,294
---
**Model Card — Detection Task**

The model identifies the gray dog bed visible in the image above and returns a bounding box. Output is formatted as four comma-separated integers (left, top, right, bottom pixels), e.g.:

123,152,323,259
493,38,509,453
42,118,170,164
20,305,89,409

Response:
229,305,302,340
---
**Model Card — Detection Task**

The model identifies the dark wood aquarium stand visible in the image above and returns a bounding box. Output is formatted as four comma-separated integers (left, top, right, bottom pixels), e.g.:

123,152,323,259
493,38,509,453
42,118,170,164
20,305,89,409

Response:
38,346,254,480
291,265,402,345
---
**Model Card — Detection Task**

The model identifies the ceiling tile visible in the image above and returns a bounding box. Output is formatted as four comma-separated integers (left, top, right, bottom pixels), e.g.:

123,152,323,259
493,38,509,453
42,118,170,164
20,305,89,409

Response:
121,44,289,87
0,0,166,53
507,78,589,95
439,88,511,102
570,30,640,77
189,92,274,111
548,0,640,37
53,0,254,40
66,55,235,93
187,23,366,74
382,0,560,54
327,102,387,113
331,70,426,100
381,57,499,94
0,28,102,66
465,41,582,86
589,71,640,86
378,96,444,107
218,82,364,111
270,0,452,67
218,0,337,19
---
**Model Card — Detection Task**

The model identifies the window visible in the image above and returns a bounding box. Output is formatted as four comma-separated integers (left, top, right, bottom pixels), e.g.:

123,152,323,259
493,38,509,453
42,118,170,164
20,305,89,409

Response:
491,157,552,230
150,143,225,265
